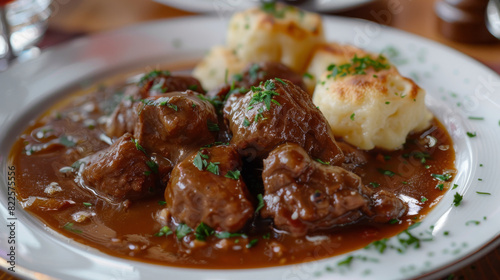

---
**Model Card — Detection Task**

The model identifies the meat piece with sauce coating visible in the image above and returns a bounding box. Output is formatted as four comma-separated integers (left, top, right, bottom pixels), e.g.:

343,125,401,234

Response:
165,145,254,232
224,78,344,164
133,90,218,165
80,133,159,202
137,70,205,96
105,71,205,138
234,61,307,91
261,143,407,237
206,61,306,109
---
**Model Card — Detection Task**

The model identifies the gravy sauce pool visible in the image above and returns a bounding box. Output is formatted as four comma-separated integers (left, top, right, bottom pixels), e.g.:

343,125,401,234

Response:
9,69,456,269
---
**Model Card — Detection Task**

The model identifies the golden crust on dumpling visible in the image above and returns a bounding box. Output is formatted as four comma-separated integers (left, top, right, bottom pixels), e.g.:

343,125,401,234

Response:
312,48,432,150
305,42,369,93
192,46,244,91
226,3,324,73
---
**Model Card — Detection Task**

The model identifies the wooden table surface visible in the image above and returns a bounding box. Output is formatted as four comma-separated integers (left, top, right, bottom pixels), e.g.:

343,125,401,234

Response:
3,0,500,279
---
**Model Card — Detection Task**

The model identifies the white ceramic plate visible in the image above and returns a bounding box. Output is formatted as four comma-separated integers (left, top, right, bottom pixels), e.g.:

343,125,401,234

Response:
1,15,500,280
154,0,375,14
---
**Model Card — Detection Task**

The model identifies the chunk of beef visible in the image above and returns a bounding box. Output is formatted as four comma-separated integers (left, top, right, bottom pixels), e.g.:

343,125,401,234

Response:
138,70,205,96
80,133,159,202
165,145,254,232
261,143,407,237
336,141,368,175
105,86,141,138
105,72,205,138
224,78,344,165
207,61,305,111
235,62,306,91
134,91,218,165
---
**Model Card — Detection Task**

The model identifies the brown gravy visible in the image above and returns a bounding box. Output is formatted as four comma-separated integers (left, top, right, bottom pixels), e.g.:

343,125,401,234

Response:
10,73,455,269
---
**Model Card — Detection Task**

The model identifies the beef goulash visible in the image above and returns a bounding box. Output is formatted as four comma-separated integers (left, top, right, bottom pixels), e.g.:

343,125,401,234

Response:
11,2,456,269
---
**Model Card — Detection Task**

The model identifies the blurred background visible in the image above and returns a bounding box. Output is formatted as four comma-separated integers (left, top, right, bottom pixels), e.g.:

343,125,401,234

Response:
1,0,500,279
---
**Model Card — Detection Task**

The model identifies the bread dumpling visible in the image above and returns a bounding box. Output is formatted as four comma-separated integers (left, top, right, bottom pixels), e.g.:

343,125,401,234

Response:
192,46,244,91
227,3,324,73
305,42,368,92
312,48,432,150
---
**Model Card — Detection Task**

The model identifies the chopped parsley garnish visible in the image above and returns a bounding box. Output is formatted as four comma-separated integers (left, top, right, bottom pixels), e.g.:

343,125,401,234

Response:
262,233,271,239
412,152,431,163
377,168,396,177
141,97,178,111
195,222,214,241
193,151,210,171
62,222,82,234
396,230,425,252
476,191,491,195
452,184,459,190
188,84,198,91
466,132,477,138
466,220,480,226
350,113,355,121
206,162,220,175
60,135,76,147
154,226,173,237
275,77,287,85
436,184,444,191
338,256,354,267
327,54,390,80
146,160,159,174
138,70,170,86
369,182,380,188
225,170,241,180
452,193,463,207
201,142,229,149
243,118,251,127
385,101,390,104
215,232,246,239
158,200,167,206
255,193,265,214
207,120,219,131
254,112,264,122
176,223,193,240
431,173,452,181
71,161,83,170
365,239,388,253
261,2,286,18
131,138,147,154
421,197,428,203
246,238,259,248
303,72,314,79
232,73,243,82
468,116,484,120
389,219,399,224
407,222,422,230
224,69,229,84
150,81,166,92
197,94,224,112
83,202,92,207
314,158,330,165
247,80,280,112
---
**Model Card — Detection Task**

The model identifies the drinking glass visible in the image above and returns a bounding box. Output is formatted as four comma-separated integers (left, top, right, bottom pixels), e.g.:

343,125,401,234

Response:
0,0,51,70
